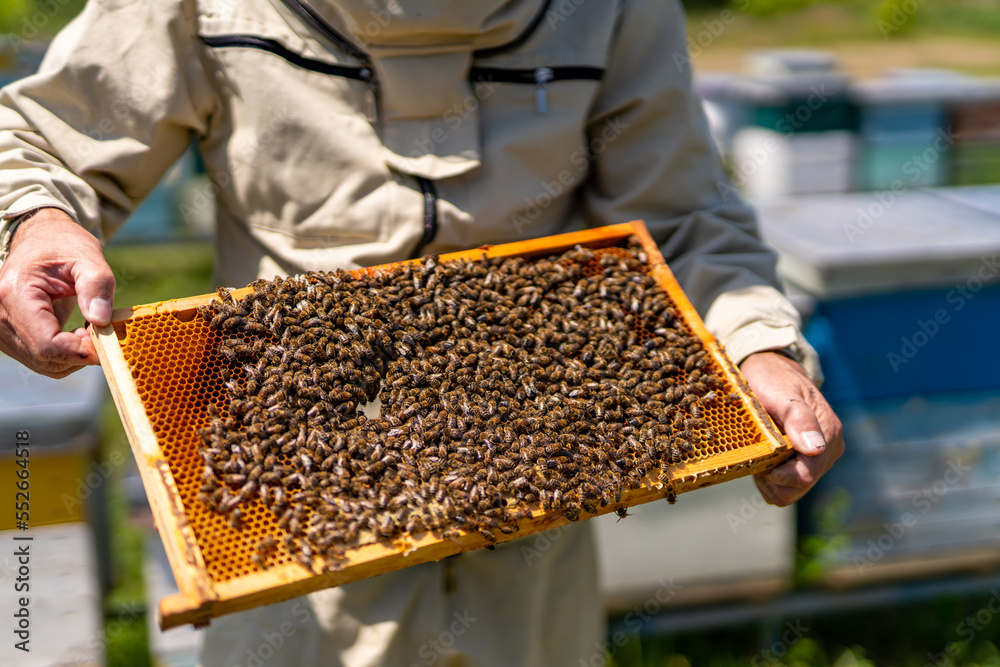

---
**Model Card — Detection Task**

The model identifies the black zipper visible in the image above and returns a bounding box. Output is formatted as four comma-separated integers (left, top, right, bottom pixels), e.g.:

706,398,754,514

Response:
279,0,379,120
200,34,377,121
411,177,439,259
471,65,604,113
201,35,371,80
470,65,604,85
279,0,369,63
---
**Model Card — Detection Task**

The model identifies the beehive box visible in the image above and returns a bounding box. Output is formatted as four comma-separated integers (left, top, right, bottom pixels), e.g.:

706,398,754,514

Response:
91,221,792,630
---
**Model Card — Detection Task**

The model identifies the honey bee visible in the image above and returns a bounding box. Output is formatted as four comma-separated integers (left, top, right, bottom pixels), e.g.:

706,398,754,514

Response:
614,506,632,522
244,322,267,336
664,484,677,505
666,445,682,464
686,378,708,394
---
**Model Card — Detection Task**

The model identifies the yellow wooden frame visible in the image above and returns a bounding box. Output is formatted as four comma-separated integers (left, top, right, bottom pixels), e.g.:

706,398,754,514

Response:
91,221,792,630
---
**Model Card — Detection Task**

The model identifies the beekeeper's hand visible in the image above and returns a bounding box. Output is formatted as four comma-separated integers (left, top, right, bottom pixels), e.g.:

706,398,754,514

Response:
0,208,115,378
740,351,843,506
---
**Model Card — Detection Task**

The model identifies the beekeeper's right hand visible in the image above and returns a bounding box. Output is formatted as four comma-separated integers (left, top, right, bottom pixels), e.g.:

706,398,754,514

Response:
0,208,115,378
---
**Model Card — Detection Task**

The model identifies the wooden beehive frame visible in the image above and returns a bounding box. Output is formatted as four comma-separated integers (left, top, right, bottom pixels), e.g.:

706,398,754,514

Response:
91,221,792,630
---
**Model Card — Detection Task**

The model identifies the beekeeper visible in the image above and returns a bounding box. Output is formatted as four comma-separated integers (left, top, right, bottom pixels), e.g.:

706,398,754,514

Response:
0,0,842,665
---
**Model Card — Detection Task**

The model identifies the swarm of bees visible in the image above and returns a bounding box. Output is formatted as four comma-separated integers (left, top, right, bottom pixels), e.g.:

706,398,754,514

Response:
196,238,734,572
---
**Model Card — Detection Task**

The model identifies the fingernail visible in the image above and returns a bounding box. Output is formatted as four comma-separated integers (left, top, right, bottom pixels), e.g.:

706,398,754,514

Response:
89,297,111,324
801,430,826,453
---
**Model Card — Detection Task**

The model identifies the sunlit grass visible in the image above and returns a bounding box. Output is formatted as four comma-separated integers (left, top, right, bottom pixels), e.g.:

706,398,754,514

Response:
683,0,1000,78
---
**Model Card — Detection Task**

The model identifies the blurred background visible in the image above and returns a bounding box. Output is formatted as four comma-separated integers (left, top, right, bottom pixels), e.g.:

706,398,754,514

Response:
2,1,1000,665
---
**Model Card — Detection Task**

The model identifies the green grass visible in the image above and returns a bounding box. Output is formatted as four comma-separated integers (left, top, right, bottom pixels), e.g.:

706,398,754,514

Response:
683,0,1000,57
869,0,1000,39
104,613,152,667
105,240,216,312
0,0,85,36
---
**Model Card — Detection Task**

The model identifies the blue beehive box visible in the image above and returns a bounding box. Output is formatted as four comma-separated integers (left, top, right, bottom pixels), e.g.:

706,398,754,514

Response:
757,187,1000,583
857,103,946,142
804,285,1000,403
850,73,974,191
756,187,1000,404
850,71,970,142
855,140,950,191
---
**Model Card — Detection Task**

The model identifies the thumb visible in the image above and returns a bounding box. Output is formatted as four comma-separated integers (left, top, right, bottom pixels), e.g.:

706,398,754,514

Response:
779,398,827,457
73,257,116,327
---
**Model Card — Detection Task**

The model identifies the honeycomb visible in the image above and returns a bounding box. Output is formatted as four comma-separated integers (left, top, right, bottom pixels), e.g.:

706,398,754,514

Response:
566,245,763,462
116,238,768,586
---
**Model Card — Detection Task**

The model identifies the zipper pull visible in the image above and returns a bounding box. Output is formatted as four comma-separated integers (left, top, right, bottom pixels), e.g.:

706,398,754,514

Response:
534,67,553,114
361,68,377,122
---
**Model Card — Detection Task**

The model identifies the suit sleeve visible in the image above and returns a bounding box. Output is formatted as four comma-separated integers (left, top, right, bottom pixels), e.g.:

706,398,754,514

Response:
0,0,215,242
583,0,821,382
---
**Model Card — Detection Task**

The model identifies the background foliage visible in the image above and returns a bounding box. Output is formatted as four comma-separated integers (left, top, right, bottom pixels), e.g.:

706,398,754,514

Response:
0,0,85,35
